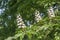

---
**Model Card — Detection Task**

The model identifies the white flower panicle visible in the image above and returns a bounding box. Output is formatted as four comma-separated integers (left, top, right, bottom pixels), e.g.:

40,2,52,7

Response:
48,7,55,18
16,14,26,28
35,10,42,22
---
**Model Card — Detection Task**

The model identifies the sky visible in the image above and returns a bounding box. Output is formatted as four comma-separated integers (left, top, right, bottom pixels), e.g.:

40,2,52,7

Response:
0,8,5,15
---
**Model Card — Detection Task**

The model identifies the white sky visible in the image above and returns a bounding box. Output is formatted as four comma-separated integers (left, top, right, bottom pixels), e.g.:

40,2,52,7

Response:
0,8,5,15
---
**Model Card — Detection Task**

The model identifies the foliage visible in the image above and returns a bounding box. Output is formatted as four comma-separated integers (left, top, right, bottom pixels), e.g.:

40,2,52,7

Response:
0,0,60,40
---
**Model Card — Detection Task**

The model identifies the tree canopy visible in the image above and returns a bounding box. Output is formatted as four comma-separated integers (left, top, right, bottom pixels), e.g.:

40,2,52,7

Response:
0,0,60,40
